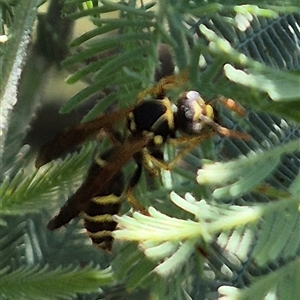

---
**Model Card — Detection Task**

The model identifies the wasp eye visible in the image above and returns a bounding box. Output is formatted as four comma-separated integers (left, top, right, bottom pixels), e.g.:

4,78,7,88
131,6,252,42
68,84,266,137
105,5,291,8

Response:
186,90,201,101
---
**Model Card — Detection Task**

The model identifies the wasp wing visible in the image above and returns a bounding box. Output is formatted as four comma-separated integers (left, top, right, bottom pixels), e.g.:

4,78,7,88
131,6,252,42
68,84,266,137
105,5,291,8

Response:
47,134,150,230
35,107,132,168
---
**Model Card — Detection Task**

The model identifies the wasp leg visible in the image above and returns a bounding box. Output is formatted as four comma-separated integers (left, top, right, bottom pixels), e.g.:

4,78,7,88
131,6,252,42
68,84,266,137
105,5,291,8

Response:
166,134,215,169
140,147,165,177
168,126,251,172
144,126,249,175
142,133,214,171
126,158,148,214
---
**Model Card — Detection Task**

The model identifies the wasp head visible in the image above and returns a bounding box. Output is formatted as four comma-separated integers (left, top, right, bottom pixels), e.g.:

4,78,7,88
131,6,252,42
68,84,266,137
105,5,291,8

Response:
175,90,215,135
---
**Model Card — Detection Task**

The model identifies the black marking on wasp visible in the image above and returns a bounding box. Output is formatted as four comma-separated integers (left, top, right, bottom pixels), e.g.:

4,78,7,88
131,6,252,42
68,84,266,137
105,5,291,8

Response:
37,74,250,251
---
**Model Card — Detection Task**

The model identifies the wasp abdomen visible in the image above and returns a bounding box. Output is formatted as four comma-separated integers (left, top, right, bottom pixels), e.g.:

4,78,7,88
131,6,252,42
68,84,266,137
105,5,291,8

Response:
82,194,122,251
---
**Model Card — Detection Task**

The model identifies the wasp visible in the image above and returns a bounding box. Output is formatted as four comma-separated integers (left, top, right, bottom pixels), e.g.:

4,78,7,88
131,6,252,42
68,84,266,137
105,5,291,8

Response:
37,73,250,251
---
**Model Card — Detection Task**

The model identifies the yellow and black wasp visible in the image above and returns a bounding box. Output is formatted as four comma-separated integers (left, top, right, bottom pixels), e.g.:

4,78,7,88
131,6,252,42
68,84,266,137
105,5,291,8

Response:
36,72,250,251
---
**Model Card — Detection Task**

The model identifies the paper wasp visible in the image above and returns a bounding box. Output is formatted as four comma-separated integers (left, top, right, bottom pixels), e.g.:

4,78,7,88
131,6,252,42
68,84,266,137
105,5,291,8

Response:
36,73,250,251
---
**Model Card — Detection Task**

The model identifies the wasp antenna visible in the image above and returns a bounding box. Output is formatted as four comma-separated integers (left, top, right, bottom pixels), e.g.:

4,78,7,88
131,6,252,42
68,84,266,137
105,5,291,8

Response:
217,96,247,117
217,126,251,141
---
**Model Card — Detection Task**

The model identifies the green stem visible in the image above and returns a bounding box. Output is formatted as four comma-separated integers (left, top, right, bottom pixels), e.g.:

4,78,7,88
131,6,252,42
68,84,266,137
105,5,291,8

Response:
0,0,39,162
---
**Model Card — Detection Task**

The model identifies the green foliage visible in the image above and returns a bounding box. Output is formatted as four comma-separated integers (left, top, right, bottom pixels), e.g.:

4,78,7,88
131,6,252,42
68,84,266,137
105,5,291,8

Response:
0,0,299,300
197,139,300,198
219,259,300,300
60,0,159,115
0,0,40,156
0,264,113,300
0,144,93,217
